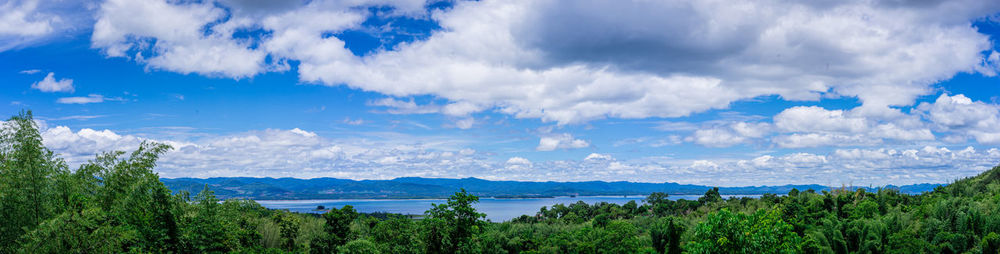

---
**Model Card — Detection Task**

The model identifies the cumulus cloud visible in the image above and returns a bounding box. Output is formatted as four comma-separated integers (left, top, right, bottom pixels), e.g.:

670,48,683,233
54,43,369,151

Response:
1,0,96,52
768,105,934,148
92,0,271,77
30,72,73,93
0,0,55,36
688,122,771,147
728,147,1000,186
83,0,1000,124
503,156,533,171
39,124,493,179
0,0,60,51
690,128,749,148
676,93,1000,148
11,120,998,186
506,156,532,165
536,133,589,151
917,94,1000,144
775,106,868,133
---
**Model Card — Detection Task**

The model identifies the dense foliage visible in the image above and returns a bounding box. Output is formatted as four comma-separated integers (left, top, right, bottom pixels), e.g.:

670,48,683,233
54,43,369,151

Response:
4,110,1000,253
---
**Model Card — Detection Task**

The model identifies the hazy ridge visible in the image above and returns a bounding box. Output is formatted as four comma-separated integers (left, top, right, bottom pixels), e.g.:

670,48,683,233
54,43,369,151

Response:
161,176,943,200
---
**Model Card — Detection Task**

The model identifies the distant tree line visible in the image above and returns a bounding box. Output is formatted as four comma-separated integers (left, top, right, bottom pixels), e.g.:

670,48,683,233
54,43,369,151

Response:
4,110,1000,253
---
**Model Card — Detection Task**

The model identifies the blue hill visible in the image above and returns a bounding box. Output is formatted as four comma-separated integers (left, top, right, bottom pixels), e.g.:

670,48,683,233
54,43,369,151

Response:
160,177,943,200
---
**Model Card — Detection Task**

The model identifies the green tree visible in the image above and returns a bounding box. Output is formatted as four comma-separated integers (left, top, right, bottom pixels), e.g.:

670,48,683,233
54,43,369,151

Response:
699,187,723,204
314,205,358,253
982,232,1000,254
339,239,381,254
13,139,174,253
0,111,67,252
423,189,486,253
182,186,228,252
651,217,684,254
686,209,802,254
372,217,421,254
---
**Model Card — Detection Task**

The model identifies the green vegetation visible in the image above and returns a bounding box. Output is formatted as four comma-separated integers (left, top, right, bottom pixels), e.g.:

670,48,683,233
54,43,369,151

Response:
5,110,1000,253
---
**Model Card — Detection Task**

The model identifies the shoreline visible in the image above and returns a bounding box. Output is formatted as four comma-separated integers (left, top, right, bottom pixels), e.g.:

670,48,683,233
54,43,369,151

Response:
251,194,757,202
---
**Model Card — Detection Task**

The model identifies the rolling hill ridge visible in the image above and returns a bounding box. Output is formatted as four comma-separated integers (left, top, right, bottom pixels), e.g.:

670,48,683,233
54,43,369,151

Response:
161,177,943,200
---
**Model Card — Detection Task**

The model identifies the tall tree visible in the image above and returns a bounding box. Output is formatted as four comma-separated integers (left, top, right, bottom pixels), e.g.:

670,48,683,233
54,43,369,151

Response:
313,205,358,253
0,111,67,252
424,189,485,253
183,186,227,252
651,217,685,254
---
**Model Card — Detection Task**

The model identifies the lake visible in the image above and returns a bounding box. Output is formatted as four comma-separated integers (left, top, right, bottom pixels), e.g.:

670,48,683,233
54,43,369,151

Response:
256,194,760,221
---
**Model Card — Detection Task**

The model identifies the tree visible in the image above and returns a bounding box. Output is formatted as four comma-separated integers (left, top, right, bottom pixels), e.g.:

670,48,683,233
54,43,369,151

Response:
82,141,176,252
314,205,358,253
593,220,643,253
686,209,802,254
646,192,670,206
982,232,1000,254
424,189,486,253
651,217,685,254
0,111,67,251
623,200,639,216
372,217,421,254
339,239,381,254
182,186,228,252
11,138,175,253
699,187,723,204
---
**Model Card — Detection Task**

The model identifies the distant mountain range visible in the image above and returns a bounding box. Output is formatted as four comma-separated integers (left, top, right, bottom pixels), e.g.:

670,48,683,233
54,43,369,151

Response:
160,177,945,200
160,177,942,200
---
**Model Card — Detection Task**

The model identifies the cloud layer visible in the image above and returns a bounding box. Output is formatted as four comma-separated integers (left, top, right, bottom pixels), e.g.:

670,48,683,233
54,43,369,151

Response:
83,0,1000,124
4,0,1000,186
28,122,1000,186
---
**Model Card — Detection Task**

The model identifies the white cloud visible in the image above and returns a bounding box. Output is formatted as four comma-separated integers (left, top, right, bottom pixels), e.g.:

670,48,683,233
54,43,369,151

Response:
0,0,62,51
505,156,531,165
442,101,485,116
342,117,365,125
0,0,54,36
536,133,589,151
917,94,1000,144
56,94,125,104
38,124,493,179
368,98,440,114
584,153,613,162
688,121,771,147
690,128,748,148
689,160,722,172
19,69,40,74
453,118,474,129
83,0,1000,124
654,122,700,132
768,105,934,148
92,0,270,78
773,133,879,148
775,106,868,133
13,120,1000,186
31,72,74,93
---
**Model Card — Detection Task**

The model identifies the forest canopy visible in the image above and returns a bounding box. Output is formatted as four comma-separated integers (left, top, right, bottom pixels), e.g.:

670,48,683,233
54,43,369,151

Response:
3,110,1000,253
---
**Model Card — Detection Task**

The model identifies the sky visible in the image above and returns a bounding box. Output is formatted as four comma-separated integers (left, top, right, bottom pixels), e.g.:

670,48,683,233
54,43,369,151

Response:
3,0,1000,186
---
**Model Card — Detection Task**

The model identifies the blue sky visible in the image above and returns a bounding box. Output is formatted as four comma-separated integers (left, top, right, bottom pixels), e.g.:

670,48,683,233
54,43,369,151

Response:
3,0,1000,186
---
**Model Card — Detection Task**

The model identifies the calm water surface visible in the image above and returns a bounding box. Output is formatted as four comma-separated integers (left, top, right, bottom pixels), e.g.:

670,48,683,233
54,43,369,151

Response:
256,195,760,221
